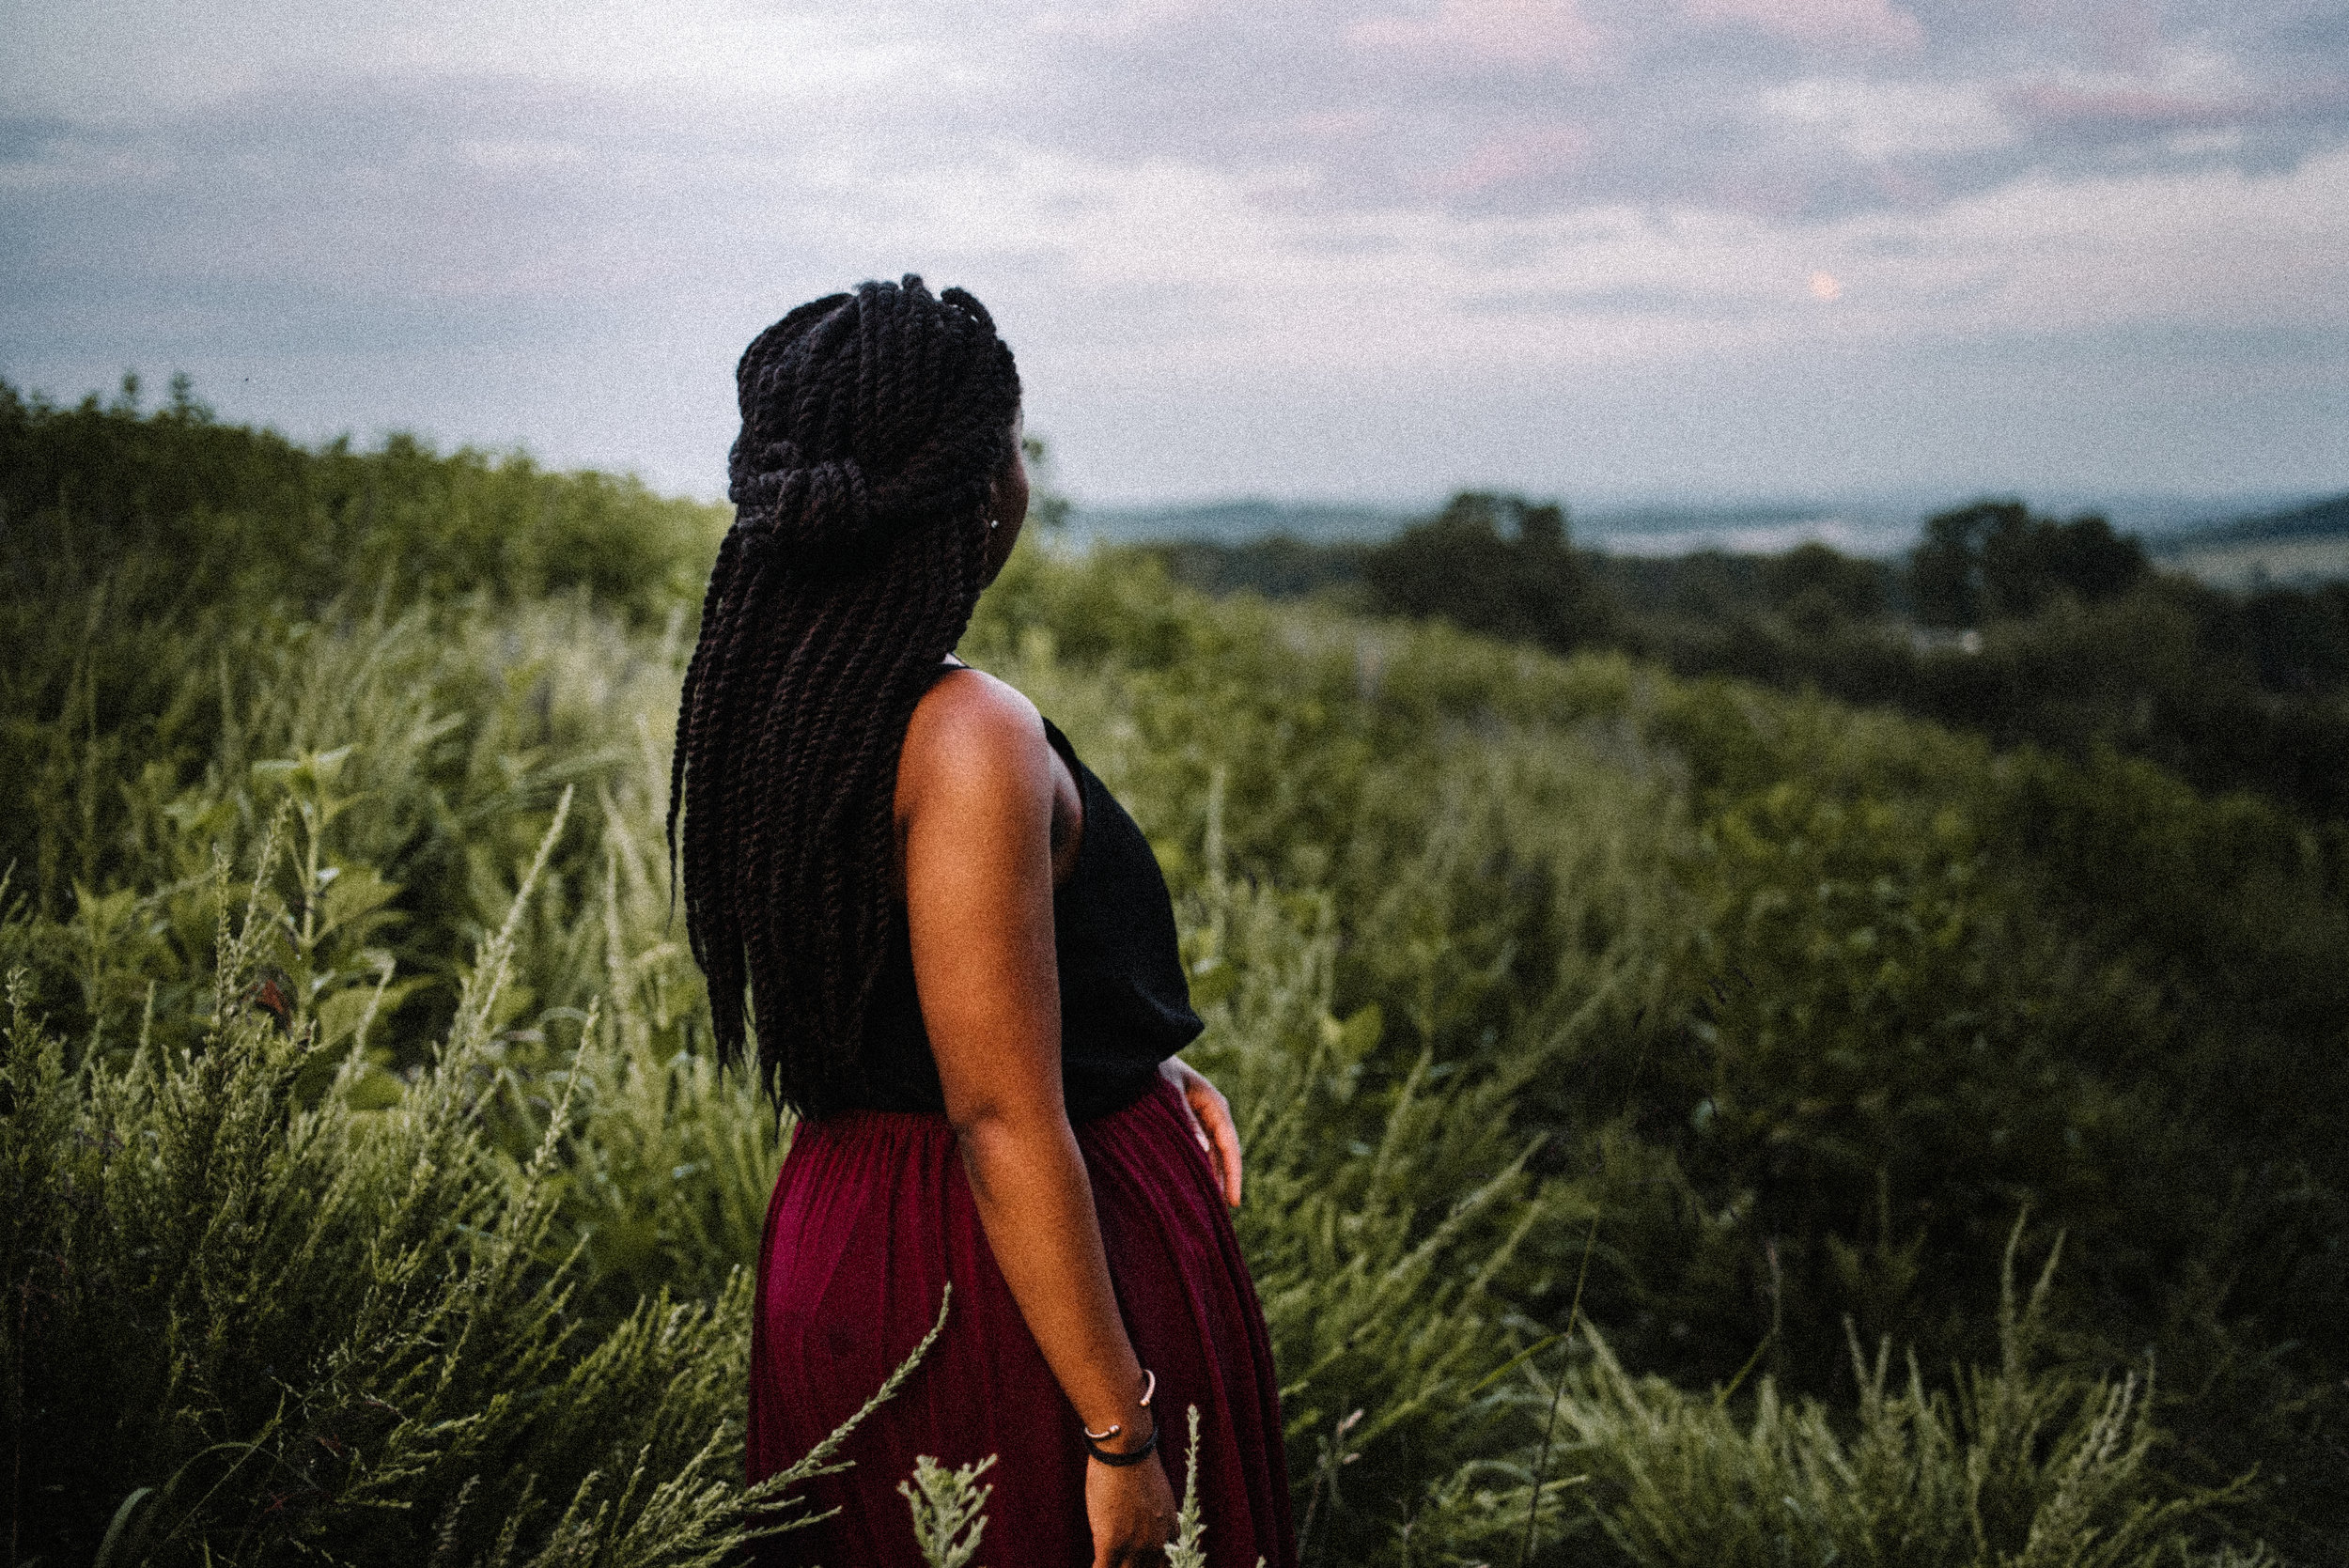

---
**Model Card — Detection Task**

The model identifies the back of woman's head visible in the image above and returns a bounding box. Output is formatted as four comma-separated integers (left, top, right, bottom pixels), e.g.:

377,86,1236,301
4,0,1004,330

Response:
671,275,1021,1115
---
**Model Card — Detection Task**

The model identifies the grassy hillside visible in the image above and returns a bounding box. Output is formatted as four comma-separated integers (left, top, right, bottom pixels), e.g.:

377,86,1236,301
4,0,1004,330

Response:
1138,497,2349,826
4,388,2341,1565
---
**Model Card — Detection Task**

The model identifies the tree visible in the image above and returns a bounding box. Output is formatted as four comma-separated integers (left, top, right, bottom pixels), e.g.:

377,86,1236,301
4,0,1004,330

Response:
1909,500,2147,628
1762,540,1889,623
2029,512,2146,605
1361,491,1612,653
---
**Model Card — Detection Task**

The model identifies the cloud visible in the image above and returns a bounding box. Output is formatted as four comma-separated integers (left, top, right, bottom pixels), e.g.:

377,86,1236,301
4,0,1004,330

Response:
1682,0,1922,52
982,0,2349,230
1456,283,1745,316
1349,0,1605,70
0,116,70,164
1999,79,2309,139
4,0,2346,502
1761,77,2015,159
1425,125,1594,197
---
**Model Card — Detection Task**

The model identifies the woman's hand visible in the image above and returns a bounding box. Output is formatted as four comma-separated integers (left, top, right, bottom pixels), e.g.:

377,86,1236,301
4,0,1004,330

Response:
1160,1057,1242,1208
1086,1448,1177,1568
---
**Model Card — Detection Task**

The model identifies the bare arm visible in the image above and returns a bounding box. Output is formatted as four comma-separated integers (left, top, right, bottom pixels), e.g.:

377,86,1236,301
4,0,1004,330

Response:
897,671,1174,1567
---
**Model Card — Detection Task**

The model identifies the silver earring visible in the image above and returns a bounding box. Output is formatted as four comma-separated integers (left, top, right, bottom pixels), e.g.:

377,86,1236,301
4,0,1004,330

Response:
988,518,1001,531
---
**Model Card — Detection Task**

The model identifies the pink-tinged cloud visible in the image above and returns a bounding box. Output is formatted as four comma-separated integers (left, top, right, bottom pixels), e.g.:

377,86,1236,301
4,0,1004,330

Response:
1350,0,1604,71
1423,123,1591,196
1684,0,1923,51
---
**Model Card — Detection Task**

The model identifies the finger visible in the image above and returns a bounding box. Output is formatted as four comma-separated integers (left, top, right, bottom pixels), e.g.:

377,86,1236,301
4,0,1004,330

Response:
1163,1060,1212,1152
1192,1083,1244,1207
1180,1094,1212,1159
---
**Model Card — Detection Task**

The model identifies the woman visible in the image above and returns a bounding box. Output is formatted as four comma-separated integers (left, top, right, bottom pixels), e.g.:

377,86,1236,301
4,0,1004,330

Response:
671,276,1296,1568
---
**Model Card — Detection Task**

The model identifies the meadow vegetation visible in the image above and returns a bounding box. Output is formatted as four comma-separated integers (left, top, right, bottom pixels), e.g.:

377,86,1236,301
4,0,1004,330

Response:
4,380,2342,1564
1152,492,2349,824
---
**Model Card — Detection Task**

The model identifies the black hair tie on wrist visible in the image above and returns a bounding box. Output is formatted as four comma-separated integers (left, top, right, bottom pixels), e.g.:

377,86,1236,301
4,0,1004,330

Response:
1083,1370,1159,1467
1085,1421,1159,1467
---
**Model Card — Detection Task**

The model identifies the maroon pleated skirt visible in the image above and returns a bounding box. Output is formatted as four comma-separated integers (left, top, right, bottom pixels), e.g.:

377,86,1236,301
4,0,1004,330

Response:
747,1075,1297,1567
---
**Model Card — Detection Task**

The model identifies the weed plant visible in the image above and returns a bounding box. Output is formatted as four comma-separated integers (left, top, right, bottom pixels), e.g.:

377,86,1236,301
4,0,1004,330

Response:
3,804,848,1567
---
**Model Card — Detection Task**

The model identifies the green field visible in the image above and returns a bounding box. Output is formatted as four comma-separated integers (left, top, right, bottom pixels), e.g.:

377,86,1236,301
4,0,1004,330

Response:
5,384,2343,1566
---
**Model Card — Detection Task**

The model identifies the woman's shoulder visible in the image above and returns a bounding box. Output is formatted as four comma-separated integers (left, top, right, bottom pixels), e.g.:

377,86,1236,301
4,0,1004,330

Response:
896,663,1052,816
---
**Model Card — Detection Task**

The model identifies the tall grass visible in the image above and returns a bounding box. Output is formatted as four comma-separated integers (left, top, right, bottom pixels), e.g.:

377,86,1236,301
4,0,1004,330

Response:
4,804,780,1567
967,551,2348,1560
7,399,2337,1560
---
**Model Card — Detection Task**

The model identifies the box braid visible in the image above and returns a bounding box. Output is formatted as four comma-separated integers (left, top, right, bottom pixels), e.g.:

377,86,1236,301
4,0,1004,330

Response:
669,275,1021,1116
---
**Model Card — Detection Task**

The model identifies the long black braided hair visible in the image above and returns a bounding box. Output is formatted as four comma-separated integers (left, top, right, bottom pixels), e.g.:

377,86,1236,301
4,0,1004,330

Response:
669,275,1022,1117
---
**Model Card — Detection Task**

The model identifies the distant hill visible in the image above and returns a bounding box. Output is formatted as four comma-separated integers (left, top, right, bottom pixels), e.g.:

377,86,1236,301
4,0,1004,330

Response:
2151,491,2349,587
1067,497,1923,556
2160,491,2349,547
1064,489,2348,575
1064,499,1411,544
1576,503,1915,560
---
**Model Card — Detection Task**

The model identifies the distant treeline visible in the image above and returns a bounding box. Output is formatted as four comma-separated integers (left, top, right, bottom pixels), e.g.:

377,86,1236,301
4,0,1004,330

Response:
1143,491,2349,823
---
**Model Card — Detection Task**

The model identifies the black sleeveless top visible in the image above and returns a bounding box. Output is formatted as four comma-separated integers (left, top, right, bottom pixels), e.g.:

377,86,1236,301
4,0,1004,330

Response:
848,706,1205,1123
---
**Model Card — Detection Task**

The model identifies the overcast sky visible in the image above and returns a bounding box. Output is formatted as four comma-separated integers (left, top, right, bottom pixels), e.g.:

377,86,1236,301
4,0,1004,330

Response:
5,0,2346,507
